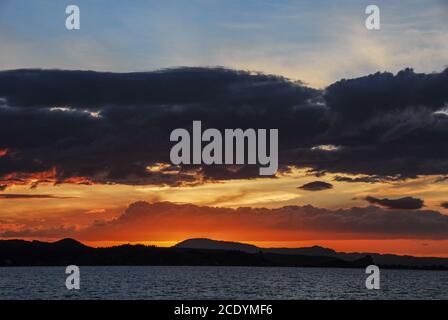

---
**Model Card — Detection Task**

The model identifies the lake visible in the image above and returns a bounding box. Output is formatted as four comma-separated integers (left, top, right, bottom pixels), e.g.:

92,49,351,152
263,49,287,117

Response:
0,266,447,299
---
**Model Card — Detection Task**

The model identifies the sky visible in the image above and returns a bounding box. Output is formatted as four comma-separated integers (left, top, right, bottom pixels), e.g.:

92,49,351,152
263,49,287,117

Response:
1,0,447,87
1,0,448,256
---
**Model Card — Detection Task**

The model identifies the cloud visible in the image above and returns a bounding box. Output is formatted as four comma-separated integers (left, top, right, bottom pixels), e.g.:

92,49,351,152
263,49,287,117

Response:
298,181,333,191
334,175,406,184
0,68,323,187
441,202,448,209
3,201,448,241
0,225,77,238
1,67,448,188
0,194,75,199
0,68,318,109
365,196,424,210
311,68,448,178
435,176,448,183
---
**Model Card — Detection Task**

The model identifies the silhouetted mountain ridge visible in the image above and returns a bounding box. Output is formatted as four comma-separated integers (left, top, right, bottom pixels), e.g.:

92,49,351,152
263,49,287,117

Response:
175,238,260,253
0,238,370,268
0,238,446,269
175,238,448,269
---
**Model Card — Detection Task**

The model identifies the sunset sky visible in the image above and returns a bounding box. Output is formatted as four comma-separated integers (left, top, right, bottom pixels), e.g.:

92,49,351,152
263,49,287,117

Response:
1,0,448,257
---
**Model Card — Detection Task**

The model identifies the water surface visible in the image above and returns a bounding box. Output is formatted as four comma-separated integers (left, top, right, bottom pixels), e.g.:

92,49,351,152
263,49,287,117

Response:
0,266,446,299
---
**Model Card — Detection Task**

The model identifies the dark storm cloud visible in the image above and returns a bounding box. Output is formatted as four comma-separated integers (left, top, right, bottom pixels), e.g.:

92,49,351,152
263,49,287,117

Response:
324,68,448,122
298,181,333,191
1,67,448,187
0,68,319,109
313,68,448,177
0,67,324,186
365,196,424,210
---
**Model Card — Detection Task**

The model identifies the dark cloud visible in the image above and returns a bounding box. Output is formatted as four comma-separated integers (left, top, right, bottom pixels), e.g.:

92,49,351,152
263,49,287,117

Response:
3,201,448,241
334,176,383,183
1,67,448,187
365,196,424,210
334,175,407,184
0,68,323,187
0,68,317,109
325,68,448,122
313,68,448,178
0,194,75,199
435,176,448,183
298,181,333,191
441,202,448,209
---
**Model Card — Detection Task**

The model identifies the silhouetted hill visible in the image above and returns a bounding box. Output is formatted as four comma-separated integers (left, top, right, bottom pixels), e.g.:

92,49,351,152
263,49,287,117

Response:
1,238,446,269
175,239,339,256
175,238,448,269
51,238,88,249
0,239,372,269
175,238,260,253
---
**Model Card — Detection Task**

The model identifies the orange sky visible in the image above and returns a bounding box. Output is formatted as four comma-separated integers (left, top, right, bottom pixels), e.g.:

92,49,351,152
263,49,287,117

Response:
1,1,448,261
1,168,448,257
